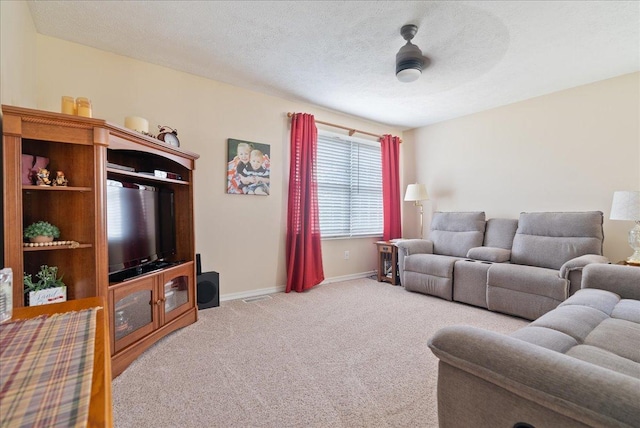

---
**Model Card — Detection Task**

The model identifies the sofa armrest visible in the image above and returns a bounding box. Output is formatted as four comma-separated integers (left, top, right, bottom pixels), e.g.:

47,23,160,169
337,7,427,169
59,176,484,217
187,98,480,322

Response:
428,326,640,427
396,240,433,285
559,254,609,279
396,239,433,255
466,246,511,263
582,263,640,300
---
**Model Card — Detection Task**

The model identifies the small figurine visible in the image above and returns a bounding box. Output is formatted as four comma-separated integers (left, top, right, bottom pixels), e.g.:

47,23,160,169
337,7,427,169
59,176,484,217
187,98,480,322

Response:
52,170,68,187
36,168,51,186
29,156,49,185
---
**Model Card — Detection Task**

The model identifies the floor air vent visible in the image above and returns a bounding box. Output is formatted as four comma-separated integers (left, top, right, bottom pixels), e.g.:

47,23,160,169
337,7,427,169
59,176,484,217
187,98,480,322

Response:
242,295,273,303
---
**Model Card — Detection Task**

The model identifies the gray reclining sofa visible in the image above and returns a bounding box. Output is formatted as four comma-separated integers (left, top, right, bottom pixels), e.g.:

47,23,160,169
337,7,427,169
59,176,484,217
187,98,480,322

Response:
428,263,640,427
397,211,607,320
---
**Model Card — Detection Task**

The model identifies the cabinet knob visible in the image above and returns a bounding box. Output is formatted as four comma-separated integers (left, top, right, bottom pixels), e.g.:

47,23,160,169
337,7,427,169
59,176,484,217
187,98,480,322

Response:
156,299,163,305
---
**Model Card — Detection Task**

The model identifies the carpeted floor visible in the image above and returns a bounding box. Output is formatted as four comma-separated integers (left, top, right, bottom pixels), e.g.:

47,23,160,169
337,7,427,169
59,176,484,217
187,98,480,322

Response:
112,278,528,427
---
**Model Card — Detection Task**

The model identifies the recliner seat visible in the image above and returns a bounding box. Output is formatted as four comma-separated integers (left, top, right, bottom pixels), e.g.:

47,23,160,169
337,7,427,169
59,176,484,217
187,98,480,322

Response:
400,212,486,301
486,211,606,319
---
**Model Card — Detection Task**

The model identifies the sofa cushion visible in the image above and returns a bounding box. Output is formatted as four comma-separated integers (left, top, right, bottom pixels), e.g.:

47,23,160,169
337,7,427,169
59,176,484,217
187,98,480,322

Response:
612,300,640,323
430,212,486,257
404,253,458,278
558,287,619,315
512,289,640,379
403,254,460,300
583,318,640,363
487,264,568,301
566,345,640,379
403,270,454,301
529,304,609,342
487,264,570,319
509,325,577,353
483,218,518,249
511,211,604,270
466,246,511,263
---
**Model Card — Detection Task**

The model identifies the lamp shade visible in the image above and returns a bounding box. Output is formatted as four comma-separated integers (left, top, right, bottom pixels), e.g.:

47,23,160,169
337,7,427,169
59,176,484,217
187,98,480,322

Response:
404,183,429,202
610,191,640,220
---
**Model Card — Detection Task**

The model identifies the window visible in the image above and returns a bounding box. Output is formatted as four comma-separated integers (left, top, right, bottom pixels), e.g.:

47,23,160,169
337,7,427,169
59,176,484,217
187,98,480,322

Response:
316,132,383,238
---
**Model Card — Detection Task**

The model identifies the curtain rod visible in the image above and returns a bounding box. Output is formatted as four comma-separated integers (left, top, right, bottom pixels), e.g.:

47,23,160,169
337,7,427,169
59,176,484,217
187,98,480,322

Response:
286,112,401,143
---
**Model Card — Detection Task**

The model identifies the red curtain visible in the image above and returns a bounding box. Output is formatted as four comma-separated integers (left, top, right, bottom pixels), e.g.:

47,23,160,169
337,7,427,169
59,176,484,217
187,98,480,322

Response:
381,134,402,241
286,113,325,293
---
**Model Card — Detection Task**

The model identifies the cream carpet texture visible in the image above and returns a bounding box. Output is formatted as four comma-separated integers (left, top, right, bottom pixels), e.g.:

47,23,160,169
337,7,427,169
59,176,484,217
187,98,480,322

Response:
112,278,528,427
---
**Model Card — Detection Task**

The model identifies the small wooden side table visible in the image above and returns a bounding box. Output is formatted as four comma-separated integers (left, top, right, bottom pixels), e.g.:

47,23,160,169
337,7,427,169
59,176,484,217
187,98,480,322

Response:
375,241,400,285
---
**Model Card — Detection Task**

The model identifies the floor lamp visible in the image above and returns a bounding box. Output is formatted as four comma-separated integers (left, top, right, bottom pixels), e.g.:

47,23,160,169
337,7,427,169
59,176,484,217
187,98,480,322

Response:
404,183,429,238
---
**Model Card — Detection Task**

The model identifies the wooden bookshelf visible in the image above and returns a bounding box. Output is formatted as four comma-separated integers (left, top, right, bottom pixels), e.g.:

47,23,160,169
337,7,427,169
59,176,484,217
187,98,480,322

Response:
2,105,199,377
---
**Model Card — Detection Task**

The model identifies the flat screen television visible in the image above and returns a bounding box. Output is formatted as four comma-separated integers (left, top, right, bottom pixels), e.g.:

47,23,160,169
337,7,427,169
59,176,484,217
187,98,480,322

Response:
106,179,176,278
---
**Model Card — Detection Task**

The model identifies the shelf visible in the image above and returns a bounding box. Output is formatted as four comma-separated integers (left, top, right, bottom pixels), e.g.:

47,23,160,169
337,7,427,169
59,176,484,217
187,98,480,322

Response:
23,243,92,252
23,185,92,192
106,168,189,185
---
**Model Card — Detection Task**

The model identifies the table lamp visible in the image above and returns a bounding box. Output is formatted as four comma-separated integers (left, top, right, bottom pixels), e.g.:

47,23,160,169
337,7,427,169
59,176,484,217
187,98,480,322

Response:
404,183,429,238
610,190,640,265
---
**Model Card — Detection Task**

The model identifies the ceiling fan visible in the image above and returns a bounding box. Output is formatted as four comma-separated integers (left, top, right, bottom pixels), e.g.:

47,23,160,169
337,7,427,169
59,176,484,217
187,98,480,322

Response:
396,24,430,83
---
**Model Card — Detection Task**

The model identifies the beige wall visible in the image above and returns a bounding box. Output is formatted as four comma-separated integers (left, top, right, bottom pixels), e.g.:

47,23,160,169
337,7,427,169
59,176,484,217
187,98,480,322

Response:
0,0,37,107
403,72,640,263
2,14,404,298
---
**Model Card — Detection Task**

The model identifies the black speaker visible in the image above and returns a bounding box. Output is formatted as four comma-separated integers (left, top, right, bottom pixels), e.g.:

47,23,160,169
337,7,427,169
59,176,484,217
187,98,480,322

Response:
196,254,219,310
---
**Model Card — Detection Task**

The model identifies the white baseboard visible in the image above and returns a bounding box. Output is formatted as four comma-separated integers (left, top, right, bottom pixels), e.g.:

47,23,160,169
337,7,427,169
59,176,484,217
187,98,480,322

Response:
220,286,285,302
220,271,376,302
319,270,376,285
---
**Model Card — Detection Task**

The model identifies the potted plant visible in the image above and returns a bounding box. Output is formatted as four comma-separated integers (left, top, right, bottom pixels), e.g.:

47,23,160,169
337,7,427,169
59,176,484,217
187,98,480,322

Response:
23,265,67,306
23,221,60,243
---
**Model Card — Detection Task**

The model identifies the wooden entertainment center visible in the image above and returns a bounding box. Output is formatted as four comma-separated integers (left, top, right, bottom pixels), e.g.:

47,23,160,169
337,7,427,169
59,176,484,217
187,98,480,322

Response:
2,105,200,377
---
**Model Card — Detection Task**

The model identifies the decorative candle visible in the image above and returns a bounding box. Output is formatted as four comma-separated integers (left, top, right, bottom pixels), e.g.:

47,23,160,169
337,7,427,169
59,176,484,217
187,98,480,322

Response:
61,96,76,115
124,116,149,133
76,97,92,118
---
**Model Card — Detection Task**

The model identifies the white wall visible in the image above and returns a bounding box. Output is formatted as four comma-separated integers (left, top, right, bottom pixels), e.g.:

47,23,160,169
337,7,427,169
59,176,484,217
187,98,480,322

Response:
403,72,640,263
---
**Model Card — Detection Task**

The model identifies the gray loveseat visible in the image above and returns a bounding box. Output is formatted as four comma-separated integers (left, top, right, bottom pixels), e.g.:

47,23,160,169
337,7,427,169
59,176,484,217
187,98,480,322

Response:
428,263,640,427
397,211,608,320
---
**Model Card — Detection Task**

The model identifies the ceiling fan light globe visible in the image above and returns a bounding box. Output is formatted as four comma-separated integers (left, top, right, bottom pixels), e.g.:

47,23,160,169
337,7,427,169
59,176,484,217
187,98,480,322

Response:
397,68,421,83
396,39,425,82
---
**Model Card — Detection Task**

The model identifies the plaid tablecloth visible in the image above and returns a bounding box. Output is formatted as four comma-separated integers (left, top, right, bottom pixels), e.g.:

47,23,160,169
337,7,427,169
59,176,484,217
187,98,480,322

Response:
0,308,98,427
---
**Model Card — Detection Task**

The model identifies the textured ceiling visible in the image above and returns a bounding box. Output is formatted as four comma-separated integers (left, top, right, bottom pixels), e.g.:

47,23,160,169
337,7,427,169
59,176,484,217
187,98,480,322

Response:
27,1,640,130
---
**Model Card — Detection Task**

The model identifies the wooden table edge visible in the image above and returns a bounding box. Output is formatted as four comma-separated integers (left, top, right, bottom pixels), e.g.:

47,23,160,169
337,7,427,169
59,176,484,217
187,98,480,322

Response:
11,296,113,427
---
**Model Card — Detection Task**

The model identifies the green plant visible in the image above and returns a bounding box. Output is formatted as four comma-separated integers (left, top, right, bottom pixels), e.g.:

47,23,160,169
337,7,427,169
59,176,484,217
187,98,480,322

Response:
23,265,65,293
23,221,60,239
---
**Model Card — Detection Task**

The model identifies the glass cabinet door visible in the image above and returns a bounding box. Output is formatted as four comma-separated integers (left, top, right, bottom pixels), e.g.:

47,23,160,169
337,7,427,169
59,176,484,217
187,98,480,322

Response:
162,263,193,324
111,276,157,353
164,276,188,313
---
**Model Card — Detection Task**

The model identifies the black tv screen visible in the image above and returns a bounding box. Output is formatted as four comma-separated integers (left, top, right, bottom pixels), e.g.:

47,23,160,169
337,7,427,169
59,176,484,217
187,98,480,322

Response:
107,179,176,274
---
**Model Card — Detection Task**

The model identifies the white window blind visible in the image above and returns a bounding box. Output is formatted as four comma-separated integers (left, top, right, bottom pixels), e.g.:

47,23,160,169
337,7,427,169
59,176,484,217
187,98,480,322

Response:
316,133,383,238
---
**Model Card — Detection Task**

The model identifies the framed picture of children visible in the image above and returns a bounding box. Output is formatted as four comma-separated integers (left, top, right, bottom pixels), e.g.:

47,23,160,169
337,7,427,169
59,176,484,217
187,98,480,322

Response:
226,138,271,196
